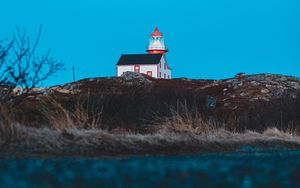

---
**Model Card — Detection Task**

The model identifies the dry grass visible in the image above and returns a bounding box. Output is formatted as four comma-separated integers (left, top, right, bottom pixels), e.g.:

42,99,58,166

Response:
159,110,220,135
1,99,300,156
152,102,223,135
39,96,103,130
1,123,300,156
0,103,21,143
0,123,20,143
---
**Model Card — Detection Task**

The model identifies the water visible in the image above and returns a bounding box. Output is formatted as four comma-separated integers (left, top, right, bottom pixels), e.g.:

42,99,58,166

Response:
1,149,300,188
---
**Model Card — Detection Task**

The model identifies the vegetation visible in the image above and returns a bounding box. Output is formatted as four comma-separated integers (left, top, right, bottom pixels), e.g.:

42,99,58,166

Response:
0,26,64,101
0,97,300,156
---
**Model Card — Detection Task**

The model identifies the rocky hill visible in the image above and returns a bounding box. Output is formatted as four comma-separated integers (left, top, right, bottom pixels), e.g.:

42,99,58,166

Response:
10,72,300,132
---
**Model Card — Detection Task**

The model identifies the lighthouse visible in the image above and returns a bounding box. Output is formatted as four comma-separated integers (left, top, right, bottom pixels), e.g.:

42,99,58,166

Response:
147,27,168,54
116,28,172,79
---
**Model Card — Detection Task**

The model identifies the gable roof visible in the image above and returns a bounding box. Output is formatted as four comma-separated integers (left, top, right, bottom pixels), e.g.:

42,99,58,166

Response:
117,54,163,65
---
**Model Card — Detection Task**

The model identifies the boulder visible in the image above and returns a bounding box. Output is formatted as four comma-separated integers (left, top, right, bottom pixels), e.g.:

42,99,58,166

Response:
121,71,152,83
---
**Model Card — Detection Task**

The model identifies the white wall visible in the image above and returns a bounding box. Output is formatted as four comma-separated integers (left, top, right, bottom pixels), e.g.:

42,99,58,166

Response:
117,65,158,78
140,65,158,78
117,65,133,77
158,56,172,79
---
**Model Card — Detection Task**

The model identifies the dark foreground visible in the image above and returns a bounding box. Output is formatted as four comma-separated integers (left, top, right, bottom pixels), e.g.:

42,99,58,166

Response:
1,149,300,188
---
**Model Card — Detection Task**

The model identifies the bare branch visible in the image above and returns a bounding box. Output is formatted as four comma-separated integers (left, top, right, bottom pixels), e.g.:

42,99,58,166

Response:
0,26,65,102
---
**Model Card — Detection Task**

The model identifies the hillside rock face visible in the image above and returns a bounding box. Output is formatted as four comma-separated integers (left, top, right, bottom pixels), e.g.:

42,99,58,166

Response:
15,74,300,131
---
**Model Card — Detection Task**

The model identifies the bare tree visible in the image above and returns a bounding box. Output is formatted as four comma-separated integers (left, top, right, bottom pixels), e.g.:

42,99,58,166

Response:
0,26,64,101
0,40,13,85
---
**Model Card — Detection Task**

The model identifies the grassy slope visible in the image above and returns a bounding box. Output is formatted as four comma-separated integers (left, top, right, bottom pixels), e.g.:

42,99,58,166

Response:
1,124,300,157
0,73,300,156
13,74,300,132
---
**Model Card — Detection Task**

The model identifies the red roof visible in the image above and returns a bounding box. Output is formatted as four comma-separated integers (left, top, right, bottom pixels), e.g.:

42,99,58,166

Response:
151,27,163,37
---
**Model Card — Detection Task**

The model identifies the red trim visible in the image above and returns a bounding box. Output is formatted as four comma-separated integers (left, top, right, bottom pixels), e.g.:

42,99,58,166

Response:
146,71,152,76
147,50,167,54
134,65,140,73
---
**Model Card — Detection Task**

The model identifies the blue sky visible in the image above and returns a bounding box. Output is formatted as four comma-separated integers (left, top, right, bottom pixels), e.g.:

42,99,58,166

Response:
0,0,299,86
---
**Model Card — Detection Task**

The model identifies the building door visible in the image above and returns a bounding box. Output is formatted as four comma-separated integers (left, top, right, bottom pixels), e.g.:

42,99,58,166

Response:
134,65,140,73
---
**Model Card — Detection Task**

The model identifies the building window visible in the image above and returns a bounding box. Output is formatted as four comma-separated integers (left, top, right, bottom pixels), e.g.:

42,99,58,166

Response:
164,63,167,70
159,72,161,78
134,65,140,73
164,74,166,79
168,75,170,79
146,71,152,76
160,62,162,68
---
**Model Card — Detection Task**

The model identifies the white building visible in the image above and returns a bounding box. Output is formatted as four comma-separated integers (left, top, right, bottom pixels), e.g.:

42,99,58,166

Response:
116,28,172,79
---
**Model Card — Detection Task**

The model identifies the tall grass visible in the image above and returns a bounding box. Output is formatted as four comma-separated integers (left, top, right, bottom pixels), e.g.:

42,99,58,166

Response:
153,102,222,135
0,95,103,143
0,103,21,143
39,95,103,130
1,98,300,155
